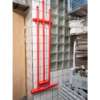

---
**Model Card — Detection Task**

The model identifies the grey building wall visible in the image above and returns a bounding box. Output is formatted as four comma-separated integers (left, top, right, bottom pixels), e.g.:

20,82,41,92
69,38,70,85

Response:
12,0,26,4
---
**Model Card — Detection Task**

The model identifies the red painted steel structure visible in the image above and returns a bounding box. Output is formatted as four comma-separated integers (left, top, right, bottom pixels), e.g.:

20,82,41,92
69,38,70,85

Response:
42,0,45,82
31,0,58,94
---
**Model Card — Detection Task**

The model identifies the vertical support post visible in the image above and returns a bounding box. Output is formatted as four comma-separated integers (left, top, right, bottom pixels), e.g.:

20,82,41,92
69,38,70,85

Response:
48,9,51,85
73,41,76,68
37,6,39,89
42,0,45,82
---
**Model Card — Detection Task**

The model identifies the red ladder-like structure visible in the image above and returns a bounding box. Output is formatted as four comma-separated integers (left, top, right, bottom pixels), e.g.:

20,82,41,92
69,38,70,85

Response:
31,0,58,94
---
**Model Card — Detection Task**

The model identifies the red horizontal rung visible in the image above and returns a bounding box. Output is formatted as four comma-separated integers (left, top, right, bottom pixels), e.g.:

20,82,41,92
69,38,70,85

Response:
45,20,49,24
31,87,45,94
32,18,37,22
39,19,43,22
45,83,58,90
31,83,58,94
39,79,49,85
33,18,52,24
48,20,52,24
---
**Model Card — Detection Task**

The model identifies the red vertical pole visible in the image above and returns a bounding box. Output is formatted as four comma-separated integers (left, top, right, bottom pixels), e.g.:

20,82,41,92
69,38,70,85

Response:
37,6,39,89
48,9,51,85
42,0,45,82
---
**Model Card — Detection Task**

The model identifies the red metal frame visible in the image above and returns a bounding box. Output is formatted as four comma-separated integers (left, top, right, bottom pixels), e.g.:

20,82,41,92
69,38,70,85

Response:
31,0,58,94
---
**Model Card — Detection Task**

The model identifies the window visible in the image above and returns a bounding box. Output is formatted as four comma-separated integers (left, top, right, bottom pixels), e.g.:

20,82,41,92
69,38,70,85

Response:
50,0,76,71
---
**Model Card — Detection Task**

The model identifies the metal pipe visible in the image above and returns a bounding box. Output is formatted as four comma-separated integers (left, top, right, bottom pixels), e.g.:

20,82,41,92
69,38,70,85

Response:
42,0,45,82
37,6,39,89
48,9,51,85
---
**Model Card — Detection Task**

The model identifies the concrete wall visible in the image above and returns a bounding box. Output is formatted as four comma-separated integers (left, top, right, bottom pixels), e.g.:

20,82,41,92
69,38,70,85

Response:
13,0,26,4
